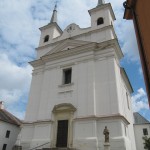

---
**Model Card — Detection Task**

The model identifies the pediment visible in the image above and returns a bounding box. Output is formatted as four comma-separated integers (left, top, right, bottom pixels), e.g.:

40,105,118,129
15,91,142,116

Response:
52,103,76,113
45,39,92,56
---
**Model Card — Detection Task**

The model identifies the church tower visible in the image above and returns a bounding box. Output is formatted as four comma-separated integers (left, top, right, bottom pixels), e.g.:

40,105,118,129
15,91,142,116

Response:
19,1,137,150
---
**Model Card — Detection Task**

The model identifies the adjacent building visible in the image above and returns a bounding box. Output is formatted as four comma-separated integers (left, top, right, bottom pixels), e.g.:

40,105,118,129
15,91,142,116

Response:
19,1,137,150
134,112,150,150
0,102,21,150
123,0,150,105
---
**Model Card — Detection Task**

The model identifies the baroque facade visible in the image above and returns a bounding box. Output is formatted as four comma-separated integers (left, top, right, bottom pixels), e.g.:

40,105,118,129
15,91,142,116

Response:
19,1,137,150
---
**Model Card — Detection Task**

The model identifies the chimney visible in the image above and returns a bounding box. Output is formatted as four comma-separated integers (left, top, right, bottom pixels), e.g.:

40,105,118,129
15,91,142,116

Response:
0,101,4,109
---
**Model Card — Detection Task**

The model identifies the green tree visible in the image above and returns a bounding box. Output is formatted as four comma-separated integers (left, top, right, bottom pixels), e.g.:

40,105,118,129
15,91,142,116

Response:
143,136,150,150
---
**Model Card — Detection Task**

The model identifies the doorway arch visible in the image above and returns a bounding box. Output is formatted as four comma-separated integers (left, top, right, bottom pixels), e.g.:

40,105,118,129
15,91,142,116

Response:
51,103,76,148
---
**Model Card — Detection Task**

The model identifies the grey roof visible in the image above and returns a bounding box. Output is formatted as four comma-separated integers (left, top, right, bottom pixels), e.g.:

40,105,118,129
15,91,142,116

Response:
0,109,21,126
134,112,149,124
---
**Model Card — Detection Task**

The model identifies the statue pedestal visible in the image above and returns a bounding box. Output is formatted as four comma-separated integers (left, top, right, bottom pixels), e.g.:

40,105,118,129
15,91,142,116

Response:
104,143,110,150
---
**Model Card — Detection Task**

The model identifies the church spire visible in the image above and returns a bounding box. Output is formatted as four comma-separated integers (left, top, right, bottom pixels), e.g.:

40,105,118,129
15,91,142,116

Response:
97,0,105,6
50,3,57,23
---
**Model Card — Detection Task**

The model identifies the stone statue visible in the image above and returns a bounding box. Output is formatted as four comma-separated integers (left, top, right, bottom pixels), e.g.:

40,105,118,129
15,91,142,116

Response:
103,126,109,143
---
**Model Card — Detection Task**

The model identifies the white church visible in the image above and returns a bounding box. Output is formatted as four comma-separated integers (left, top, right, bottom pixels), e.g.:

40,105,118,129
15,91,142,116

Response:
18,0,137,150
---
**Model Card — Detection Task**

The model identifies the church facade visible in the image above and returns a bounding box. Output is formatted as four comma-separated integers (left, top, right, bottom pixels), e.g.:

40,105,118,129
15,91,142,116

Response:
19,1,137,150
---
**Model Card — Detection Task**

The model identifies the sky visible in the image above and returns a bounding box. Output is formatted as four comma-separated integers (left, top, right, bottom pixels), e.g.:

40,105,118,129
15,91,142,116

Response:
0,0,150,120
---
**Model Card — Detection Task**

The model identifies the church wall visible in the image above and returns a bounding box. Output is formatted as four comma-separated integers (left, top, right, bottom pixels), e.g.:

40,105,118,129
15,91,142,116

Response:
91,7,111,29
113,59,137,150
37,27,115,59
95,57,119,115
25,71,44,121
23,46,136,150
97,119,127,150
20,125,34,149
37,44,55,59
75,60,95,116
31,124,51,148
39,26,61,47
39,28,52,47
37,67,59,120
73,120,97,150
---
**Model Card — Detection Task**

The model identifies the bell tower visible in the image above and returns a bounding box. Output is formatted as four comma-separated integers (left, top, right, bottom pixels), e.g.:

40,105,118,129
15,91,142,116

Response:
38,4,62,47
89,0,115,29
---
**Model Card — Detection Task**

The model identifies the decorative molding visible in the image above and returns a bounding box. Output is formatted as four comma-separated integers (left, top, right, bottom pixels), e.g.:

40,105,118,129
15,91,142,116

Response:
73,114,130,125
120,68,134,94
45,39,93,56
36,25,114,51
58,83,74,88
39,22,63,34
22,119,53,125
52,103,76,113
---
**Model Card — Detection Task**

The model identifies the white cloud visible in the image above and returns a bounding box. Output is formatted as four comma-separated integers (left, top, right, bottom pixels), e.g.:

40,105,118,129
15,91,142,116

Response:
0,54,32,104
132,88,149,112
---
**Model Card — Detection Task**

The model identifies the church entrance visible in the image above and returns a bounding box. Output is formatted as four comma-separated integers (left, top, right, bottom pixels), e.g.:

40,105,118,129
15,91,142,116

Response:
56,120,69,147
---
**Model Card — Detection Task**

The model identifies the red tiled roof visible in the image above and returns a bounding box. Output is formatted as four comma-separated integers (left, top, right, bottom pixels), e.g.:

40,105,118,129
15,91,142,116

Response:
0,109,22,126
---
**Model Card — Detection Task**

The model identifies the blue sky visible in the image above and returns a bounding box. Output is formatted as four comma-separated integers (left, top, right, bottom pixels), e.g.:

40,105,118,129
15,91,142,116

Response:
0,0,150,120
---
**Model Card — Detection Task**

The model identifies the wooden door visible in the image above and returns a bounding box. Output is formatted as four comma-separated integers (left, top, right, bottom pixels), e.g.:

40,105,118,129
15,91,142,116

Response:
56,120,69,147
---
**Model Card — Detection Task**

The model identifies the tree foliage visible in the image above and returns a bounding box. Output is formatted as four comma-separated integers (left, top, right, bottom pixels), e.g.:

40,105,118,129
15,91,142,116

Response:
143,136,150,150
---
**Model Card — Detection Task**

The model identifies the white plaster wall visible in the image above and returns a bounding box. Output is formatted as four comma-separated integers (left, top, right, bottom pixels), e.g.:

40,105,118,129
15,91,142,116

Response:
22,46,136,150
73,120,97,150
36,5,115,59
90,7,114,29
20,125,34,149
113,59,137,150
21,3,137,150
39,25,61,47
30,124,51,149
37,27,115,59
24,46,136,148
0,121,20,150
25,71,44,121
97,120,126,150
134,124,150,150
95,57,119,115
37,44,56,59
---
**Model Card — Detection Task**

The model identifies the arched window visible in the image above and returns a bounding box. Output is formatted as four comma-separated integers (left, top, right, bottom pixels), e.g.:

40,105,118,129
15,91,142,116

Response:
97,17,104,25
44,35,49,42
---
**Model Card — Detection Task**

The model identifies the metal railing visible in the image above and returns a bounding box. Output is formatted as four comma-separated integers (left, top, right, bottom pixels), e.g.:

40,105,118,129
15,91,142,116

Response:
29,142,50,150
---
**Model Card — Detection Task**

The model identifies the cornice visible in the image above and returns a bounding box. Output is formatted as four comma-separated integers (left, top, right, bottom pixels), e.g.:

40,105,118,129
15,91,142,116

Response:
45,39,92,56
74,114,130,125
29,59,44,67
39,22,63,34
96,39,123,59
22,119,53,126
21,114,129,126
30,39,123,68
120,68,134,93
42,43,96,62
36,25,114,51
